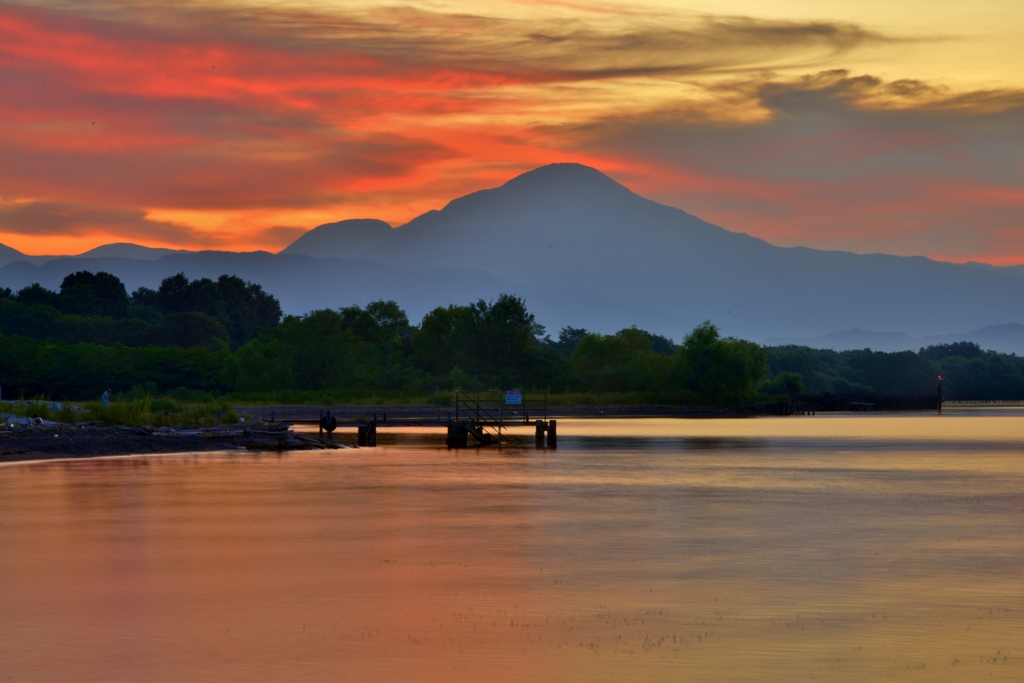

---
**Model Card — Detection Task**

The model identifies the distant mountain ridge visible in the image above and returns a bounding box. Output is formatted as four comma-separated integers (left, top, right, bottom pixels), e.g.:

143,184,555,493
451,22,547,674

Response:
76,243,192,260
0,242,192,268
766,324,1024,355
3,163,1024,348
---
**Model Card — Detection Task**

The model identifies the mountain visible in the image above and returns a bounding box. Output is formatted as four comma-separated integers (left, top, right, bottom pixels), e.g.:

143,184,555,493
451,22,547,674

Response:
0,243,56,269
0,242,22,269
0,251,680,333
764,330,921,353
279,219,392,258
4,163,1024,343
75,243,192,260
766,324,1024,355
285,163,1024,339
0,241,185,268
962,260,1024,283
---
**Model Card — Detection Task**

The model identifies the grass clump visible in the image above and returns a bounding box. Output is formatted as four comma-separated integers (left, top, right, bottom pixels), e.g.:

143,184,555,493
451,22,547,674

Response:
1,393,240,428
83,396,239,428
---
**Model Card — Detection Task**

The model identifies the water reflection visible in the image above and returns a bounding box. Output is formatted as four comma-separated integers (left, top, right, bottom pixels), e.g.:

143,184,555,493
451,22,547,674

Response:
0,417,1021,681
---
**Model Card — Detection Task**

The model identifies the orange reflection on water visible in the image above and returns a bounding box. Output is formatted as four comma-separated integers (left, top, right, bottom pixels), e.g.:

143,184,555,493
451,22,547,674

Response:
0,416,1021,681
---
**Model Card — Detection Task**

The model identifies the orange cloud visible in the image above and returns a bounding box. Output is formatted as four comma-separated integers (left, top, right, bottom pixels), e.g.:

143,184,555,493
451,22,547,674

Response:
0,2,1020,262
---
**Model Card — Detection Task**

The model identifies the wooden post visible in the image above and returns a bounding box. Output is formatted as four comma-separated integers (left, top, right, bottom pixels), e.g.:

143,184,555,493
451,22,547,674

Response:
547,419,557,448
367,422,377,447
357,425,367,446
535,420,545,448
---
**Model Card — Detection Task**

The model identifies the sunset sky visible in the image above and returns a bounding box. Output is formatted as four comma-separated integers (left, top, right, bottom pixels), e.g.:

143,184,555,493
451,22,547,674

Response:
0,0,1021,261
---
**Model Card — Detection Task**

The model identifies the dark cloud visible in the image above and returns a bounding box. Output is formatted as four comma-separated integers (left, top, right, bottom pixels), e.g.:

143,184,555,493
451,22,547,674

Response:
0,200,222,245
6,2,903,81
561,70,1024,258
758,70,1024,115
335,11,898,80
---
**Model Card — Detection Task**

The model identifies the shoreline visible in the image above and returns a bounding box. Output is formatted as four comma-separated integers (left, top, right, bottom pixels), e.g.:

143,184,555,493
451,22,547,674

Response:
238,403,749,422
0,420,345,465
0,404,747,465
2,401,952,465
0,427,240,464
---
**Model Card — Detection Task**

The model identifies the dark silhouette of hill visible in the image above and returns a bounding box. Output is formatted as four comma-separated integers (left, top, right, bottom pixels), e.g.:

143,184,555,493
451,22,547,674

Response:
4,163,1024,342
766,324,1024,355
279,219,392,258
962,261,1024,280
0,242,21,268
290,163,1024,339
0,252,681,334
76,243,192,259
0,244,56,269
0,241,189,268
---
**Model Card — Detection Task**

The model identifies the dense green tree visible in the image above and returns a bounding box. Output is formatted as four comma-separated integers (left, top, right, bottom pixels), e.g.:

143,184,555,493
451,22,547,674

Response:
128,287,162,323
411,295,544,386
338,300,413,356
764,342,1024,399
0,333,227,399
153,273,281,347
615,326,676,355
570,329,672,393
130,287,158,308
223,338,295,392
919,341,984,361
58,271,130,318
555,326,588,354
59,282,103,317
16,283,60,309
936,352,1024,400
464,294,538,384
765,345,874,394
759,371,805,398
840,350,936,395
671,321,769,404
0,298,150,346
11,276,1024,403
411,305,459,375
269,309,369,390
150,312,231,352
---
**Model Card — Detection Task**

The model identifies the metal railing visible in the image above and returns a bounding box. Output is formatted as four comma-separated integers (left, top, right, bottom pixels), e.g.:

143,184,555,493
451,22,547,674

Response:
454,390,548,445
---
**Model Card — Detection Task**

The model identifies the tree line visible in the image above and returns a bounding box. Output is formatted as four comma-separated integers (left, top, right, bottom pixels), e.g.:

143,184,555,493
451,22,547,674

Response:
1,271,281,350
766,342,1021,401
1,271,1020,402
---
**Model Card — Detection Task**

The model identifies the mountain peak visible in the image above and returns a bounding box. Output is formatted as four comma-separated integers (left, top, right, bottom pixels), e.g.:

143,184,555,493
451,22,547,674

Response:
499,162,631,196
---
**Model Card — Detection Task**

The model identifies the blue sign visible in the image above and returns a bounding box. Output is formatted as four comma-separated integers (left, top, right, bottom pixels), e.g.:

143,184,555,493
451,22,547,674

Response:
505,390,522,405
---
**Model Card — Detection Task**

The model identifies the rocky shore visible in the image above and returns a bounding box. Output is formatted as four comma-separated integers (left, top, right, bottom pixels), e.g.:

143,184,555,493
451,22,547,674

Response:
0,418,348,464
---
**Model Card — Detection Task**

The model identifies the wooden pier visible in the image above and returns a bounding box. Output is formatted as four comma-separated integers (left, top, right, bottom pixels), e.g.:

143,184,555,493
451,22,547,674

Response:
282,390,556,449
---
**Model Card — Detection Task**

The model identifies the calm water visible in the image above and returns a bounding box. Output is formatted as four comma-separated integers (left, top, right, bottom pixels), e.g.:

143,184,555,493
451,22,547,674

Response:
1,414,1021,682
